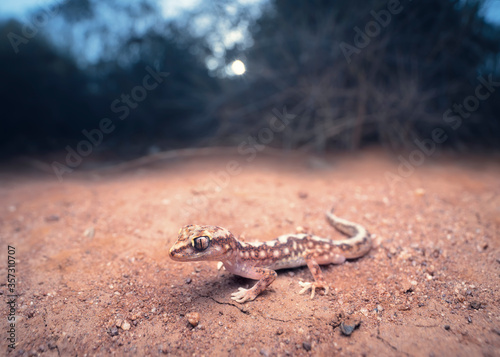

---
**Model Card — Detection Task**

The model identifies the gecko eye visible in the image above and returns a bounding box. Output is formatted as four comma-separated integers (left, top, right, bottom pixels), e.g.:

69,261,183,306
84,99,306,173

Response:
193,236,210,251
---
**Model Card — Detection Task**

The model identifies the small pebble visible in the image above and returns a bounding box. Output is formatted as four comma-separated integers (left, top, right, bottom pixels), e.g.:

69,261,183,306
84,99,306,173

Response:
108,326,119,336
477,243,488,252
467,316,472,324
84,227,95,238
186,312,200,327
185,278,192,284
340,320,361,336
45,215,60,222
415,188,425,196
47,342,57,350
444,325,450,330
260,348,269,356
295,226,305,233
158,344,167,354
121,321,131,331
302,342,311,351
403,281,414,293
298,191,308,199
276,327,284,335
470,301,483,310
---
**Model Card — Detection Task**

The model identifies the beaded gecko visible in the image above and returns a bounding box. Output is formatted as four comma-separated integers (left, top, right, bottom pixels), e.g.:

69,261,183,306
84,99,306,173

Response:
169,208,371,303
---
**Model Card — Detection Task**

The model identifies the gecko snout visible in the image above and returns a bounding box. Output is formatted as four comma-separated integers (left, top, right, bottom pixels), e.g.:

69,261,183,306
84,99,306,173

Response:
168,245,177,259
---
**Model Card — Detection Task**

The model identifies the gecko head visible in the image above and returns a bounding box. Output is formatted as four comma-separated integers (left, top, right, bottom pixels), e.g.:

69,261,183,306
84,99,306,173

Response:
169,225,235,262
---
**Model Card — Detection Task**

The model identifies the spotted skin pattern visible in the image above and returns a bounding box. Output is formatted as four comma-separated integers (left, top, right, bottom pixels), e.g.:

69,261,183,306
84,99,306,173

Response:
169,208,371,303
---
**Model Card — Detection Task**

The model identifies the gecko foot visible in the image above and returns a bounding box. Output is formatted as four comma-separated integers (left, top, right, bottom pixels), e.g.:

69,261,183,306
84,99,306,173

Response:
298,281,329,299
231,287,258,303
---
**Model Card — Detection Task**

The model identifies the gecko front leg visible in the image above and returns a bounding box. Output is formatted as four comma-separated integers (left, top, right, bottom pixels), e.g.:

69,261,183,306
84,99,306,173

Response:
230,266,277,303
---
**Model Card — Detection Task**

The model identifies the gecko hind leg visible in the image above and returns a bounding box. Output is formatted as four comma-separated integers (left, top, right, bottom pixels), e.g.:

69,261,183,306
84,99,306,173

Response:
298,253,344,299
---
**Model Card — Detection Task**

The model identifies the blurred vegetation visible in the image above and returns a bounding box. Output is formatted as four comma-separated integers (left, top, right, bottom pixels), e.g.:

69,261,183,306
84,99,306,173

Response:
0,0,499,158
216,0,500,151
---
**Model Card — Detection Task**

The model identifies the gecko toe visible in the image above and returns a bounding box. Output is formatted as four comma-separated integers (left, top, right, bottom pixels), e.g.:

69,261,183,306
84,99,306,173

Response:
231,287,255,303
298,281,327,299
298,281,313,295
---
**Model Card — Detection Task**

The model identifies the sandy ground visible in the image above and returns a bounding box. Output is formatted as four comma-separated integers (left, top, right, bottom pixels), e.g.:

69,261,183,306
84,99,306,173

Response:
1,148,499,356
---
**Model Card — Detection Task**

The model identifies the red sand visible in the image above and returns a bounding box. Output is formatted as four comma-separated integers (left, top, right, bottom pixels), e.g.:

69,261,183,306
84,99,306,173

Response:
1,149,499,356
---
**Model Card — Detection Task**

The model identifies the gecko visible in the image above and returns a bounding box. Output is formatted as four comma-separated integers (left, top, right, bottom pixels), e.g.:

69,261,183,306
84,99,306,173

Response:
169,207,371,303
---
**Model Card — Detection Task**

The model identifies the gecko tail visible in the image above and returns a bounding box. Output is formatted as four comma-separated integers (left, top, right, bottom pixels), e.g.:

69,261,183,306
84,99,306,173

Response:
325,206,367,239
325,207,372,258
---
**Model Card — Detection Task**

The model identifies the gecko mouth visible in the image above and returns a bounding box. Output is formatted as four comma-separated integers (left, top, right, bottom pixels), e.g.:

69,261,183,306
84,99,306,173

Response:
169,246,201,261
168,246,182,260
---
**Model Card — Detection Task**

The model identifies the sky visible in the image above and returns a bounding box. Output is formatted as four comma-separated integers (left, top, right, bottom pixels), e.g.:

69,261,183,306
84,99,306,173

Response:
0,0,201,20
2,0,500,23
0,0,262,68
482,0,500,22
1,0,499,71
